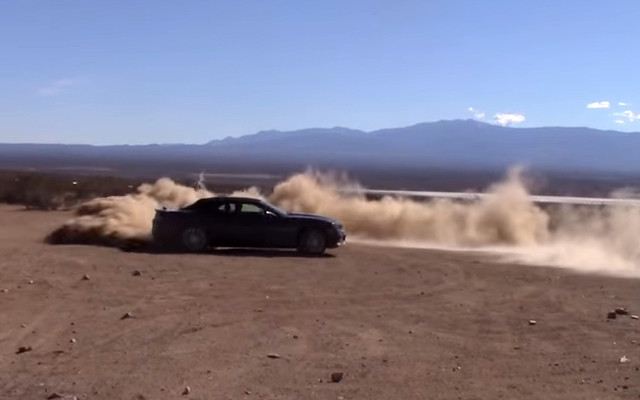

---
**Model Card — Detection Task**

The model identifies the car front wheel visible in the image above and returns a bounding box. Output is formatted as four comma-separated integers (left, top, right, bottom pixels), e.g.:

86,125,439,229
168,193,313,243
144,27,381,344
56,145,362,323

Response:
181,227,208,252
298,229,326,255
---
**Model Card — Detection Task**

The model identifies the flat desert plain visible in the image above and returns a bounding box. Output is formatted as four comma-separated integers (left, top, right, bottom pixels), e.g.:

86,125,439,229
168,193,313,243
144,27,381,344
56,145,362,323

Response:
0,204,639,400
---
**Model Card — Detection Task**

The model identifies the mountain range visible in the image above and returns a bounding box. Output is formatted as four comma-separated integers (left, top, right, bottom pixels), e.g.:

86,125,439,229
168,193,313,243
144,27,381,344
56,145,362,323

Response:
2,119,640,177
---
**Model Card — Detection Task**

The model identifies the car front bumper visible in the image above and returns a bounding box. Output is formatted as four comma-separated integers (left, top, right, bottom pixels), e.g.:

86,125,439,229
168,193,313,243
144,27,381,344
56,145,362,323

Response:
327,226,347,248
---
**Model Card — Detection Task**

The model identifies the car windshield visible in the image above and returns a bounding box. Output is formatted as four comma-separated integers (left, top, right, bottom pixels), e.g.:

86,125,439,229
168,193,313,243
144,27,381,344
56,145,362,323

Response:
261,201,288,217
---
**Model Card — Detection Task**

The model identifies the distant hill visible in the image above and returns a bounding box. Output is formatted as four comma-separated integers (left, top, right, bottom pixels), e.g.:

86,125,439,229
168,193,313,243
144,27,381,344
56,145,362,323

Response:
203,119,640,172
208,127,365,147
2,120,640,179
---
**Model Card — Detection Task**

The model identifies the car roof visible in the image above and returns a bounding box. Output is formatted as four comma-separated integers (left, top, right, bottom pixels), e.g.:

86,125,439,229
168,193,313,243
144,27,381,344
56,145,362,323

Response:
196,196,263,204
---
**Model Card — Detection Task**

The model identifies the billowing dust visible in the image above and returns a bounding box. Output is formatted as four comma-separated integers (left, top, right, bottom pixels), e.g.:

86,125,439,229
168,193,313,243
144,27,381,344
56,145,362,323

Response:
46,178,258,247
47,170,640,277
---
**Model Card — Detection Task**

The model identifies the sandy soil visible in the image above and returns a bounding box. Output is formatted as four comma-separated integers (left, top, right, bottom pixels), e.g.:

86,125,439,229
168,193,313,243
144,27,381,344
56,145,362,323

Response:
1,204,639,400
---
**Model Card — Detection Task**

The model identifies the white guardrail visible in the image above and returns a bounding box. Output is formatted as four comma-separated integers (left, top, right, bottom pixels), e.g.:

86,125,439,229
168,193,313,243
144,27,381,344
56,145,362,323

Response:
341,189,640,207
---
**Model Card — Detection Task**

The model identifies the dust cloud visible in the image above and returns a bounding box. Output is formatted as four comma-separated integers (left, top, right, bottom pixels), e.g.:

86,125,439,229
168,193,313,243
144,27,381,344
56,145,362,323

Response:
46,178,213,247
46,176,262,247
271,168,550,247
47,169,640,277
271,170,640,277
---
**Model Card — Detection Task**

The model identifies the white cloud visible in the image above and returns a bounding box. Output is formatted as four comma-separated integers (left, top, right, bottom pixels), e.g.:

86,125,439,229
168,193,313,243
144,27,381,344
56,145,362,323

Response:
37,78,79,96
493,113,525,127
618,102,630,106
614,120,625,124
613,110,637,122
586,101,610,109
468,107,486,119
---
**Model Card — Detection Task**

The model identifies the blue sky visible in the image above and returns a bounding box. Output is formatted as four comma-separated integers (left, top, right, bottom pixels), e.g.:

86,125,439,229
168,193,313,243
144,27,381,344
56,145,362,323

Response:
1,0,638,145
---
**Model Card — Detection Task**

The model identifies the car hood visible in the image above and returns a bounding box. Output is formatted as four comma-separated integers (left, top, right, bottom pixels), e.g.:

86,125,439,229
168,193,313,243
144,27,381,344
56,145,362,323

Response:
287,212,341,226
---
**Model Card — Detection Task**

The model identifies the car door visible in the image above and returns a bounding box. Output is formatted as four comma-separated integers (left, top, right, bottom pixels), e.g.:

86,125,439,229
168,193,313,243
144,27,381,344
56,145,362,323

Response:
234,201,305,248
203,200,239,247
228,201,273,247
262,208,299,248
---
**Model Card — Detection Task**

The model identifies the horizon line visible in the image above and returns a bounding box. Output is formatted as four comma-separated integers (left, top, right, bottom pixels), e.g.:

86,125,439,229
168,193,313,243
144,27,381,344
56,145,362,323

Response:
1,118,638,147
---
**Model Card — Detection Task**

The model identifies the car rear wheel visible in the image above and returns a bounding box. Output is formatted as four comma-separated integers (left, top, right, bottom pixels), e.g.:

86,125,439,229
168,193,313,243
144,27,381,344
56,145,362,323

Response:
298,229,326,255
181,227,208,252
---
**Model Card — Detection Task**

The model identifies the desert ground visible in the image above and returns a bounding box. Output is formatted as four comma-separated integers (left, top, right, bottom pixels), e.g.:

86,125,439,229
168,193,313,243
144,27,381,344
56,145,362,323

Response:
1,204,639,400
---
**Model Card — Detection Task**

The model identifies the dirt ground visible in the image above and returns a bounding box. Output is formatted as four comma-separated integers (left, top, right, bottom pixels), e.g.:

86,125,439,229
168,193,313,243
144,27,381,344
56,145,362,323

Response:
1,204,639,400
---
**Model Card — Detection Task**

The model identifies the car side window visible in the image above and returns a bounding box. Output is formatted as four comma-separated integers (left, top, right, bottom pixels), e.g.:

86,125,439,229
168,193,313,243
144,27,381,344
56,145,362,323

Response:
239,203,264,214
216,202,237,214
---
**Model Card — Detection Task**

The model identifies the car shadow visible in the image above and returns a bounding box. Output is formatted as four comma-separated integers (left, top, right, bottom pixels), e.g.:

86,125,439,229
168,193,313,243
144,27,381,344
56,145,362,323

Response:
123,244,335,258
211,248,336,258
44,235,337,258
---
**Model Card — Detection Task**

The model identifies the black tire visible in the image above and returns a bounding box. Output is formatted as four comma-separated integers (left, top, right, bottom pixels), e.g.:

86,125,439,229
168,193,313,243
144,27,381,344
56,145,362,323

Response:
181,227,208,253
297,229,326,255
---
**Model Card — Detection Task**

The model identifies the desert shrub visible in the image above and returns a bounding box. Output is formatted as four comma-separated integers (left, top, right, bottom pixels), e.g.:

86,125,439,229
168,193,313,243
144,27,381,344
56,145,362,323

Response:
0,171,142,210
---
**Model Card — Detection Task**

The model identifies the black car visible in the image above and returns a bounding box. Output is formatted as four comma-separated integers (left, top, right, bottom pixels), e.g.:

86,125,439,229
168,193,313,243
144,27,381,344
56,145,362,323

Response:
151,196,346,255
